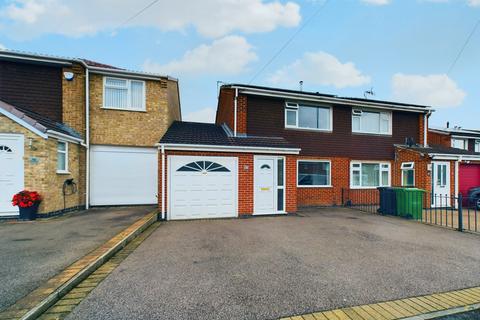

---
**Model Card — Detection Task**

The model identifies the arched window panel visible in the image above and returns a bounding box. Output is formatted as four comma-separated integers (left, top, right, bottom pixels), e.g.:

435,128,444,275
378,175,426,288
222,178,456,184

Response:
177,161,230,172
260,164,271,170
0,145,13,152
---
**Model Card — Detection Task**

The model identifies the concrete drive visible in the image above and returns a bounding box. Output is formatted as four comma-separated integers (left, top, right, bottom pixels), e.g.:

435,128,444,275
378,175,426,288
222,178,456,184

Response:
67,208,480,320
0,206,154,312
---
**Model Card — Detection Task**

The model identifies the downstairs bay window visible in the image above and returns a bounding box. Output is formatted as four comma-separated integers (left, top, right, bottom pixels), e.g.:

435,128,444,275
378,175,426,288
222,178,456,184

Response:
350,162,390,188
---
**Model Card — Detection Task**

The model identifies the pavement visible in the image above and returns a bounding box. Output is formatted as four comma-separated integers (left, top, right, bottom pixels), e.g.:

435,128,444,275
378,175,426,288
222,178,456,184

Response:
0,206,155,312
66,207,480,320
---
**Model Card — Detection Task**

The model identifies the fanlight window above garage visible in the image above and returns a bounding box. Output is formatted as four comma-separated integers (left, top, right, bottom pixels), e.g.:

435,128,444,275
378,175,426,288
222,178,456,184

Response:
0,145,13,152
177,161,230,172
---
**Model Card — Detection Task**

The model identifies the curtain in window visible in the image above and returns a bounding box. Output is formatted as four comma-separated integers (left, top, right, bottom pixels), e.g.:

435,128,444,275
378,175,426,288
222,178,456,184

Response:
131,81,144,109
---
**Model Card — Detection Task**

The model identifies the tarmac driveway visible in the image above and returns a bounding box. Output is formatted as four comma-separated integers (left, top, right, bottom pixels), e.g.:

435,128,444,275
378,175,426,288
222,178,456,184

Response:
67,208,480,320
0,206,154,312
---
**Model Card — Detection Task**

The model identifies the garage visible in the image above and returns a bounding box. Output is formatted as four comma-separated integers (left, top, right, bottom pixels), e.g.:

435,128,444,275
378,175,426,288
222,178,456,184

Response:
459,163,480,198
169,156,237,220
90,145,158,206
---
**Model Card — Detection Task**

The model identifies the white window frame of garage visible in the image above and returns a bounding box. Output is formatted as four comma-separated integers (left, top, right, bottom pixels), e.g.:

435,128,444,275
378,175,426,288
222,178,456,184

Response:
57,140,69,174
103,76,146,111
350,161,391,189
297,159,332,188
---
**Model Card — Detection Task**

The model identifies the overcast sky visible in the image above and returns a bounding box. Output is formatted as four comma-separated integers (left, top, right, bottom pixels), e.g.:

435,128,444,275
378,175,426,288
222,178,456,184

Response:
0,0,478,128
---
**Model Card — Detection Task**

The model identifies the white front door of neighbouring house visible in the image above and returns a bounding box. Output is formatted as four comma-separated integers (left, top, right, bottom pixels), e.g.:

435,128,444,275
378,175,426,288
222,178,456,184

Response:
169,156,237,220
432,161,451,207
0,134,24,216
254,156,285,215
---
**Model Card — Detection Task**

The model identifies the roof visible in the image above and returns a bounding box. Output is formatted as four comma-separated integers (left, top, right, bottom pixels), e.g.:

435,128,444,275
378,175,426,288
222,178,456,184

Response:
0,99,82,139
222,83,432,112
160,121,299,150
429,126,480,138
396,144,480,156
0,49,175,80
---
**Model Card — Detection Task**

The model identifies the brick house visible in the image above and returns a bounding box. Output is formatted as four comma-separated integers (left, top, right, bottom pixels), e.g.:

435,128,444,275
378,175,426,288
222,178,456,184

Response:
157,84,435,220
0,50,180,217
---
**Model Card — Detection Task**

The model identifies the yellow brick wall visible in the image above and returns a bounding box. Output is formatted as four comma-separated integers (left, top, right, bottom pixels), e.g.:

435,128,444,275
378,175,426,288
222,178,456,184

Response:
89,74,179,146
62,63,86,138
0,114,84,215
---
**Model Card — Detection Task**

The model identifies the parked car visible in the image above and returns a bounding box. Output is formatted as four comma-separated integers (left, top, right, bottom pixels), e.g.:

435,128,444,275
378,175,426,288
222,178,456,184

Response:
467,187,480,209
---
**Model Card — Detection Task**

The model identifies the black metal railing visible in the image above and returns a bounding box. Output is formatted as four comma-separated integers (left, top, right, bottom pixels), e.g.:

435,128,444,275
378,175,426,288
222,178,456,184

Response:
341,188,480,233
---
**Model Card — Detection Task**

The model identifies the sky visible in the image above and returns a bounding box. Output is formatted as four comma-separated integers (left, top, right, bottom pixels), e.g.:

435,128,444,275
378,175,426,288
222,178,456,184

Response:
0,0,478,128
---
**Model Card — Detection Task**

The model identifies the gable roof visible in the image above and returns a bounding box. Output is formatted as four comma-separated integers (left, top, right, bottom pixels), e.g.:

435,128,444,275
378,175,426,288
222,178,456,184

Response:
0,99,82,141
160,121,300,153
222,83,433,113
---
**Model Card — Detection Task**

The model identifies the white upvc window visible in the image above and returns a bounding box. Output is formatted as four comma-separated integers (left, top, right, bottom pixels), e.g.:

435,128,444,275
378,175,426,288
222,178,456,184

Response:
350,161,390,188
475,140,480,153
297,160,331,187
352,108,392,135
103,77,146,111
451,138,468,150
285,102,332,131
57,141,68,173
401,162,415,187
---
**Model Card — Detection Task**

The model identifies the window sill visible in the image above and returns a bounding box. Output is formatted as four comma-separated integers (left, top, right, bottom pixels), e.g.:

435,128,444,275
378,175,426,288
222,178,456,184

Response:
297,185,333,188
56,171,71,175
101,106,147,113
350,186,389,189
285,127,332,133
352,131,392,137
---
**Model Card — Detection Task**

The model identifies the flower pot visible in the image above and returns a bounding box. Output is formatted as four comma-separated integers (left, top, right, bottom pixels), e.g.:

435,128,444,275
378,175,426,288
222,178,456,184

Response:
18,202,40,221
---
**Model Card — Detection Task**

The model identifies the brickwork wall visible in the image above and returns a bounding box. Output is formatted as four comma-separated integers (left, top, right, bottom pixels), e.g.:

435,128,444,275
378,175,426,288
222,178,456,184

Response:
0,115,84,215
419,114,426,146
89,74,176,146
158,151,297,217
237,95,248,134
62,63,86,138
428,130,451,147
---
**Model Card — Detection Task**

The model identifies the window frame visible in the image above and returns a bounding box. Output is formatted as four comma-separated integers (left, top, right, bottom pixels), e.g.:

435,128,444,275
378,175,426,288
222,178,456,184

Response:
56,140,69,174
351,108,392,135
475,140,480,153
297,159,332,188
284,102,333,132
102,76,146,112
401,162,415,187
451,138,468,150
350,161,391,189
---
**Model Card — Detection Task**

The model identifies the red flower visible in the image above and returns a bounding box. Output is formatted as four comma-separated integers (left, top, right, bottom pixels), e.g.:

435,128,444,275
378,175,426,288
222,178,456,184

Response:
11,190,41,208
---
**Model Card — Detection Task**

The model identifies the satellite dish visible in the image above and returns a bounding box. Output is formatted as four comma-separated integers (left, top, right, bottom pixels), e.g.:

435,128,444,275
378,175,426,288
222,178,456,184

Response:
63,72,74,81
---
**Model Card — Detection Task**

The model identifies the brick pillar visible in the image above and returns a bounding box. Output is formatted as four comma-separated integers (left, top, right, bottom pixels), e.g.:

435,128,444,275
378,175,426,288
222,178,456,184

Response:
236,95,248,135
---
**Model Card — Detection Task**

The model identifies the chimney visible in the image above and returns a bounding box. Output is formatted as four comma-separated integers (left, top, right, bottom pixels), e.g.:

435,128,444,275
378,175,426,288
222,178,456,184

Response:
446,121,450,128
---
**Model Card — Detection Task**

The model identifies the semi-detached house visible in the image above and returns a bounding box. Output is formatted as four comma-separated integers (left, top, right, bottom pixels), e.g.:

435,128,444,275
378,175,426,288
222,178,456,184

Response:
0,50,180,217
158,84,435,220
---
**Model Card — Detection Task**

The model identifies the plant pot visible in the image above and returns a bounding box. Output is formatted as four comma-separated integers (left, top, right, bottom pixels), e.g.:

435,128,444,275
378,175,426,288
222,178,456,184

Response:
18,202,40,221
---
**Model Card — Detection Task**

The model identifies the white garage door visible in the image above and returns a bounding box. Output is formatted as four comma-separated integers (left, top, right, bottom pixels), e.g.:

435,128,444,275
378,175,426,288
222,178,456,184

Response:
169,156,237,220
90,145,157,206
0,134,24,216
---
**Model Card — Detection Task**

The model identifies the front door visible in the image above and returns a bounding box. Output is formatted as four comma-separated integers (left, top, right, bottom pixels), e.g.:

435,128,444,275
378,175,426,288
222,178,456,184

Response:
254,157,285,215
0,134,24,216
432,161,451,207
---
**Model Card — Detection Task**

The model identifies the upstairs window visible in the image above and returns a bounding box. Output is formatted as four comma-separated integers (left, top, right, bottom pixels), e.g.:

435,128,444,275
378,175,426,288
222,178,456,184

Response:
285,102,332,131
352,109,391,135
451,138,468,150
401,162,415,187
103,77,146,111
475,140,480,153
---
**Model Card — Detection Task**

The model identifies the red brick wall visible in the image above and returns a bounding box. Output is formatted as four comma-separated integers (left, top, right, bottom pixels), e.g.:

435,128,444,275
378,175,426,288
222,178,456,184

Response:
419,114,426,146
158,150,297,217
237,94,247,134
428,130,451,147
215,88,235,130
394,148,431,191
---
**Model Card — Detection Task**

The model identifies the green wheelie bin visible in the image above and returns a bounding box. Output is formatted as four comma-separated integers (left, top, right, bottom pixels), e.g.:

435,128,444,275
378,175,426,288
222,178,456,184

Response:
394,188,426,220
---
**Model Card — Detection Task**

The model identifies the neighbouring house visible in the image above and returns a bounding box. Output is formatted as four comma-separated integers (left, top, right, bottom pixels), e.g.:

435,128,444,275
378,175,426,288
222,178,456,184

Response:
157,84,433,220
0,49,181,217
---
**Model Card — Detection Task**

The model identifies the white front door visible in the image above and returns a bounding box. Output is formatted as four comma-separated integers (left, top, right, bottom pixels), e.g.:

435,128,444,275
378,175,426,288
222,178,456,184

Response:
254,156,285,215
0,134,24,216
169,156,237,220
432,161,451,207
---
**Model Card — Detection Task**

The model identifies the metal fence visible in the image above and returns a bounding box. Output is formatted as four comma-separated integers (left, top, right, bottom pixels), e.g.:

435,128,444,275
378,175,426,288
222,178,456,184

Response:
341,188,480,233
